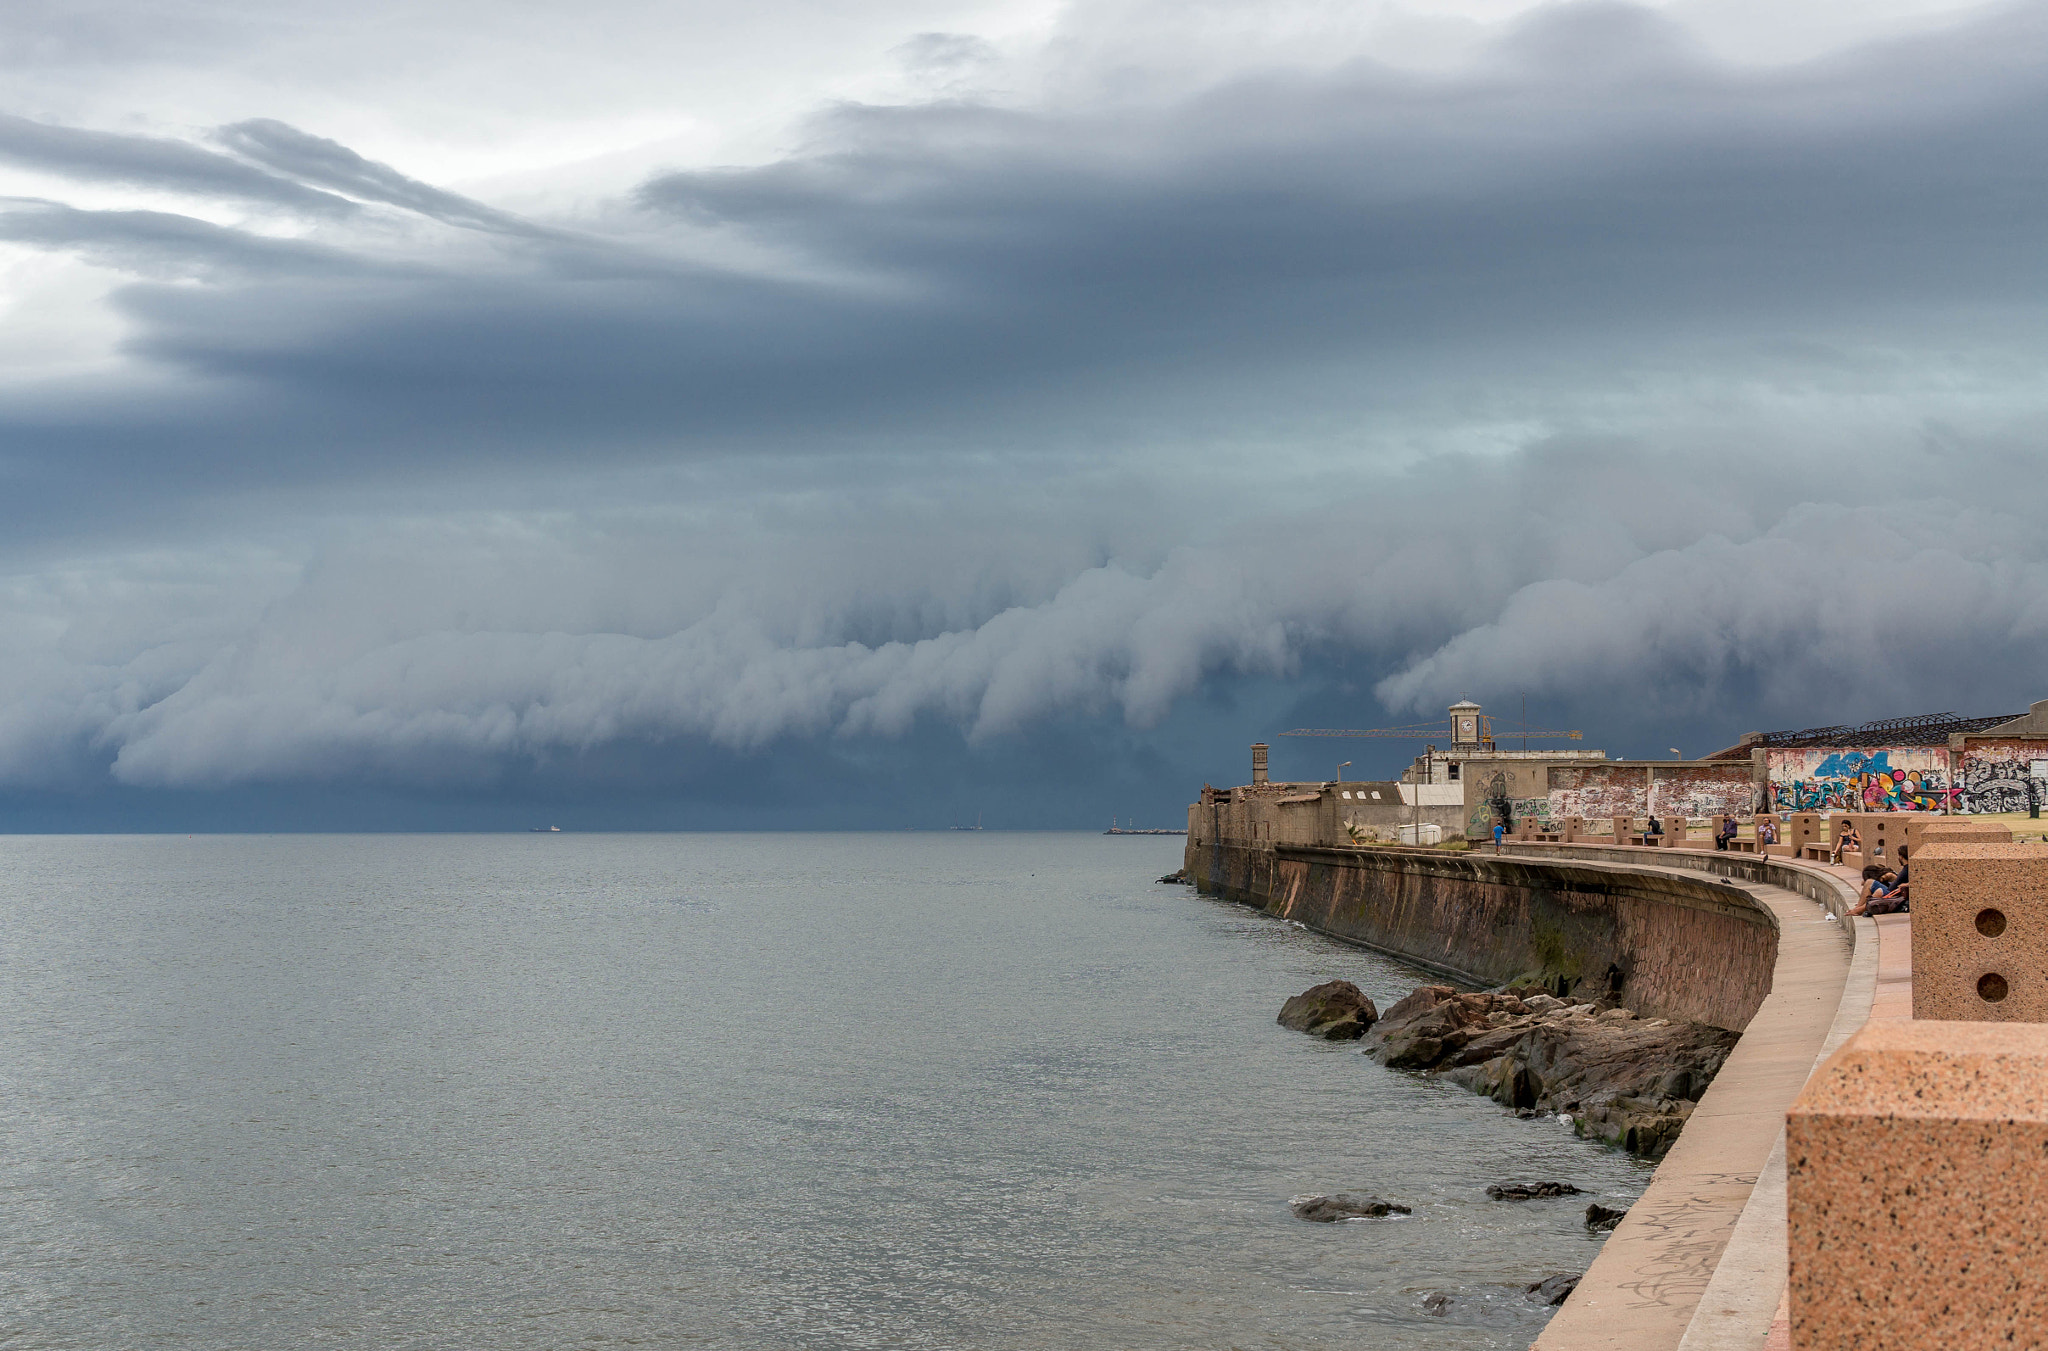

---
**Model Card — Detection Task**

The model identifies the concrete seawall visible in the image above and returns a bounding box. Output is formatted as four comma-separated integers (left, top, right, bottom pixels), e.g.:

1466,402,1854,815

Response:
1188,838,1779,1031
1186,831,1873,1350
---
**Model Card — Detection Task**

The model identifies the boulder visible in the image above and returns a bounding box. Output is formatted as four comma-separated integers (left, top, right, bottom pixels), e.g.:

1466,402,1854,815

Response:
1290,1192,1412,1221
1157,869,1190,884
1421,1292,1453,1316
1527,1274,1581,1306
1362,982,1740,1159
1486,1181,1583,1200
1277,980,1379,1040
1585,1203,1628,1231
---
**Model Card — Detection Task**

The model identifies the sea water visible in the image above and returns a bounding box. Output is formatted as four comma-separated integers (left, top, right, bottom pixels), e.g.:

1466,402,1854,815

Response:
0,832,1651,1349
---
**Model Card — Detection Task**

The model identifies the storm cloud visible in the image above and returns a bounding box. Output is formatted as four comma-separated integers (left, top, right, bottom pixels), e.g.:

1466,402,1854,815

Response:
2,0,2046,825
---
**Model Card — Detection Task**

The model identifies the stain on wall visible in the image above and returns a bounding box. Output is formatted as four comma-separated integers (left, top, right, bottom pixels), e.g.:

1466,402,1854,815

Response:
1767,748,1951,812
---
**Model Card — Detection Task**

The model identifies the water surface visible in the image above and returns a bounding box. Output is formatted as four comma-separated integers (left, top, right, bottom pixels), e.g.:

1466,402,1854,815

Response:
0,832,1650,1348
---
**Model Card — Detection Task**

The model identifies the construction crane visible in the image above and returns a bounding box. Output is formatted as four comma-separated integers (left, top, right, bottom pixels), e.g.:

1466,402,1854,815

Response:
1280,707,1582,751
1277,716,1581,749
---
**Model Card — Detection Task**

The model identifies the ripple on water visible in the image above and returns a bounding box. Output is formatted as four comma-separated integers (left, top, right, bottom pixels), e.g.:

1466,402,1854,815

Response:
0,831,1651,1349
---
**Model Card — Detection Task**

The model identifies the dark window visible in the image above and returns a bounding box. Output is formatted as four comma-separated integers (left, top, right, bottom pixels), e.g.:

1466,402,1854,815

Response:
1448,762,1461,781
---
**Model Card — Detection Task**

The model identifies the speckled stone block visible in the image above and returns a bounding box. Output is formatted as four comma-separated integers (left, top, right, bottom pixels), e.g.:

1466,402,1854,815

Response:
1914,819,2014,847
1787,1020,2048,1349
1786,813,1826,856
1914,842,2048,1021
1560,815,1585,842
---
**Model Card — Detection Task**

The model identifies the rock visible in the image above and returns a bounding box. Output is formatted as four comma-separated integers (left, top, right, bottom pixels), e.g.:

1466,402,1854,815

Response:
1527,1274,1581,1306
1585,1203,1628,1231
1362,982,1740,1159
1290,1192,1412,1222
1421,1292,1453,1316
1157,869,1190,884
1486,1181,1583,1200
1278,980,1379,1040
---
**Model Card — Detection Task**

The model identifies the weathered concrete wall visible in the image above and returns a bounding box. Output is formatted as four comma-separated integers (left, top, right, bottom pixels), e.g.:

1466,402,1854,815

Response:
1542,762,1757,825
1185,838,1778,1031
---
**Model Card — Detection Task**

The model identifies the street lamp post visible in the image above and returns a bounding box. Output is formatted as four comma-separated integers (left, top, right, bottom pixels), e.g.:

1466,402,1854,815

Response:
1338,760,1351,785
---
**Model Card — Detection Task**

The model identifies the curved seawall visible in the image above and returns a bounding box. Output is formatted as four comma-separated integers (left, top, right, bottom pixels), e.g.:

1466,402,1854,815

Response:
1189,839,1778,1031
1187,832,1872,1350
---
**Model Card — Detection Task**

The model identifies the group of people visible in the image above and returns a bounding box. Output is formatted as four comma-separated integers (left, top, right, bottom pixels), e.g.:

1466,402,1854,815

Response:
1848,845,1910,916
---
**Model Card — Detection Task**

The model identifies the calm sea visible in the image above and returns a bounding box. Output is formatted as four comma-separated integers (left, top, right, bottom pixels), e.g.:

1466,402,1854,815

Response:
0,832,1649,1349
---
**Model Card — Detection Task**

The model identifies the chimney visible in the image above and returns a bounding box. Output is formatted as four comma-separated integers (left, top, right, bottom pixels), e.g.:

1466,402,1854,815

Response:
1251,742,1270,785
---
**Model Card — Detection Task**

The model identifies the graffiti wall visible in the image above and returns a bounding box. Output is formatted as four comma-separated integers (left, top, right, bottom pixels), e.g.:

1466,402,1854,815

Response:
1960,740,2048,814
1465,767,1554,836
1766,748,1951,813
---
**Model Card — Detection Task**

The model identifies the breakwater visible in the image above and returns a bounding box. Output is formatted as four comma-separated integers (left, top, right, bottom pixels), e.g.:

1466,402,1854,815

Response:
1187,838,1778,1031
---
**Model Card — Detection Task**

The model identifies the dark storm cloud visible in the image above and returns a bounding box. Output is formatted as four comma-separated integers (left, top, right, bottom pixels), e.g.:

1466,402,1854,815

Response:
0,112,359,215
7,2,2048,816
4,0,2048,525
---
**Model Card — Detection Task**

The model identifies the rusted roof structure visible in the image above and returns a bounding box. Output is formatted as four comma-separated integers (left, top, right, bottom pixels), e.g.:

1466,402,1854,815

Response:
1705,711,2025,758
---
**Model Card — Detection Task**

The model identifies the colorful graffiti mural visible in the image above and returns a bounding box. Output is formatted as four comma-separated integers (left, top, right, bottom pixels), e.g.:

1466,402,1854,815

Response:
1766,748,1952,813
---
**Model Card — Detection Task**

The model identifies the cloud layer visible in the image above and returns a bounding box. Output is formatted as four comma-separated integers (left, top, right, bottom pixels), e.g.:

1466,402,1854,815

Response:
2,0,2047,819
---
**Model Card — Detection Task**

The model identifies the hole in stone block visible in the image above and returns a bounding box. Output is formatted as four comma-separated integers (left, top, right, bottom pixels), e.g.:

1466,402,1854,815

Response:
1978,909,2008,938
1979,972,2009,1003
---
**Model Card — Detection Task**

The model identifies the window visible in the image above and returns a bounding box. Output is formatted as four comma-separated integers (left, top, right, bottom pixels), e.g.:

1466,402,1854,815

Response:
1449,762,1461,781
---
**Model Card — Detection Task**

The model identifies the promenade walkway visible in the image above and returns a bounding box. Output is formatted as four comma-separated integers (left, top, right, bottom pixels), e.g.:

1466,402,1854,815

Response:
1498,843,1892,1351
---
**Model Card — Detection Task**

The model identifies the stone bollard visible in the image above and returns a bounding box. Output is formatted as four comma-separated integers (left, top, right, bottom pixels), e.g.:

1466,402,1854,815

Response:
1560,815,1584,843
1913,840,2048,1021
1917,819,2014,847
1787,812,1826,858
1613,814,1633,844
1515,816,1536,840
1788,1020,2048,1348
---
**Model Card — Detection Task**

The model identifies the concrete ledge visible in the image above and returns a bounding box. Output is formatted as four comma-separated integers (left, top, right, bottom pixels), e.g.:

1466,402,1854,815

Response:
1513,850,1865,1351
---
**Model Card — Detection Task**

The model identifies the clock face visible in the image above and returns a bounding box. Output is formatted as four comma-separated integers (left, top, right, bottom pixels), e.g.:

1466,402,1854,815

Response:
1459,718,1475,738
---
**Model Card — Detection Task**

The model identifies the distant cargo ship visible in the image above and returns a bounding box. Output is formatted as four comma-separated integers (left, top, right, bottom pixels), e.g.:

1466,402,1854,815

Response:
1105,818,1186,835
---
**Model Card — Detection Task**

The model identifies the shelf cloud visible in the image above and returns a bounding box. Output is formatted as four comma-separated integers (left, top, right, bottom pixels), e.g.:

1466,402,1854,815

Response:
2,0,2046,820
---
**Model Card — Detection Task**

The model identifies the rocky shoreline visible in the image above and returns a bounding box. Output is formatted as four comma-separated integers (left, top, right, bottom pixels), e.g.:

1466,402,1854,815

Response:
1279,979,1737,1159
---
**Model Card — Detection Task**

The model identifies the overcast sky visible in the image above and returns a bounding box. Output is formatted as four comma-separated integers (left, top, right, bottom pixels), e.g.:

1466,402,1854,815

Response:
3,0,2046,829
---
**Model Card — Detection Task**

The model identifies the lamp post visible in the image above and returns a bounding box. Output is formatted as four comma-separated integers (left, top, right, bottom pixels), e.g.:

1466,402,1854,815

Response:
1338,760,1351,785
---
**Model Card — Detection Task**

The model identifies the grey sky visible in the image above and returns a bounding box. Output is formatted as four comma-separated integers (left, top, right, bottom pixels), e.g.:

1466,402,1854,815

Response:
1,0,2044,825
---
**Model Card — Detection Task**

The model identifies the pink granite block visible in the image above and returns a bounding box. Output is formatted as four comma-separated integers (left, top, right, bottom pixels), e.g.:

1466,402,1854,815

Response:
1913,842,2048,1021
1788,1020,2048,1349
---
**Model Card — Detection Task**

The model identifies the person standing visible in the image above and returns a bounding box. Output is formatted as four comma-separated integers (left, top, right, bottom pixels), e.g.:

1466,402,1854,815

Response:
1492,818,1507,854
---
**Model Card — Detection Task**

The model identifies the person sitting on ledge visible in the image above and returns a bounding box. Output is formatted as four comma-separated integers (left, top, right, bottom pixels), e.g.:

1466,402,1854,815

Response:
1715,816,1738,851
1645,815,1664,842
1850,868,1907,916
1830,822,1861,865
1887,845,1909,903
1758,817,1779,847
